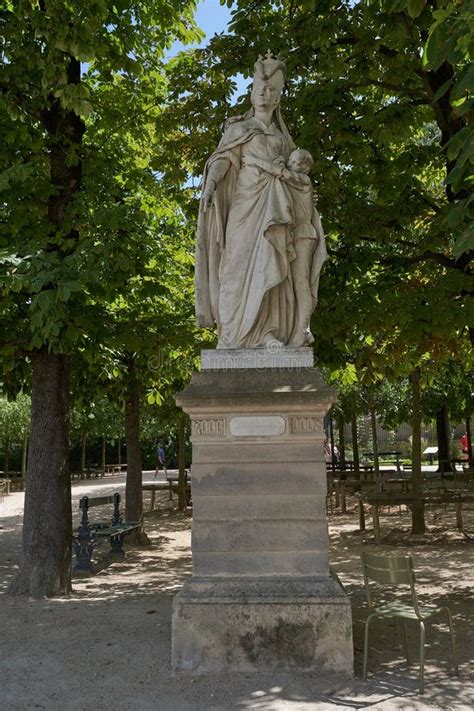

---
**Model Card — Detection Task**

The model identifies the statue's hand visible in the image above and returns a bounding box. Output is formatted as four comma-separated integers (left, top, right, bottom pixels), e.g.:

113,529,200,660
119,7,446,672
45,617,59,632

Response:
201,181,216,212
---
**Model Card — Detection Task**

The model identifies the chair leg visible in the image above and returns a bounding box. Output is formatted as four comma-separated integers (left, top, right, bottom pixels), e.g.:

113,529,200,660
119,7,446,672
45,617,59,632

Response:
419,621,425,694
398,618,409,664
445,608,459,675
363,615,373,680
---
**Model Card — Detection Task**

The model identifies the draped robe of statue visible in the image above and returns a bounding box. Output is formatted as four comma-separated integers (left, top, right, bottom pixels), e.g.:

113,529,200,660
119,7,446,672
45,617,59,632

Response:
195,110,327,349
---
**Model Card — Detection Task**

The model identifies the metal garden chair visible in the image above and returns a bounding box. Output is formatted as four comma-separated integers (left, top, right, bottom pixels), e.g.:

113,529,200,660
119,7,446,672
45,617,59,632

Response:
360,551,458,693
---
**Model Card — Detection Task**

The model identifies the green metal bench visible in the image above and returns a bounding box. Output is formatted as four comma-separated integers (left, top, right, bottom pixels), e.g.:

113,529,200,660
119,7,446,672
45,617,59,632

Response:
361,551,458,693
73,492,140,573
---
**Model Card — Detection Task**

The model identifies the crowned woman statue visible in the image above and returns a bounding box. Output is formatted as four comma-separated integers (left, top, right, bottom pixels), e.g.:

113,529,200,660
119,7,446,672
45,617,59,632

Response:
195,52,327,349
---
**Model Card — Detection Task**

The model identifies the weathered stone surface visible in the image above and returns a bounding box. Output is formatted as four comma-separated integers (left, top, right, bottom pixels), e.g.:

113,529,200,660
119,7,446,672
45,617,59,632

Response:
192,441,323,464
201,348,314,370
192,550,329,577
190,462,327,496
193,493,325,521
176,367,334,410
172,576,353,673
172,365,353,674
174,575,345,600
192,519,327,552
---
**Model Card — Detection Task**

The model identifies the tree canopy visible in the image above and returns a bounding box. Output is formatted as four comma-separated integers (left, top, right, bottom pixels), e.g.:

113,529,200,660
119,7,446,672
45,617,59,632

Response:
0,0,472,595
157,0,473,389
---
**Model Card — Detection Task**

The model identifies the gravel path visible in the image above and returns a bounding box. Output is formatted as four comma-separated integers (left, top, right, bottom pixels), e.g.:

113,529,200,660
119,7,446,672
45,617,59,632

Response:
0,476,473,710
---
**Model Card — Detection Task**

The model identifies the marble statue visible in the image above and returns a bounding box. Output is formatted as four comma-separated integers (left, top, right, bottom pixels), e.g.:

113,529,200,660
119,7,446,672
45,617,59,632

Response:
195,52,327,349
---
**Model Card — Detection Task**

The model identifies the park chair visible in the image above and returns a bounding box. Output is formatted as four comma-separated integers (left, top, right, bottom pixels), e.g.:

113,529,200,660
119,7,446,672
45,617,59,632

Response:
360,551,458,694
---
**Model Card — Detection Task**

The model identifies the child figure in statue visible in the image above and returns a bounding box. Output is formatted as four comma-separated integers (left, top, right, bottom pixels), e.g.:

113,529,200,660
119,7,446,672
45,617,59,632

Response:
242,148,325,347
284,148,321,346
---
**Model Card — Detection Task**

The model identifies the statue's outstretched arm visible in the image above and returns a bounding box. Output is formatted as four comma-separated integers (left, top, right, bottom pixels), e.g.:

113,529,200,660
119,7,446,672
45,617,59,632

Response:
280,169,311,189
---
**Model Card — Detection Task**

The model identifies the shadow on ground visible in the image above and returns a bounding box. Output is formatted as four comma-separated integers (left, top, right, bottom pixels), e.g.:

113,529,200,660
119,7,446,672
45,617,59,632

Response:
0,488,473,709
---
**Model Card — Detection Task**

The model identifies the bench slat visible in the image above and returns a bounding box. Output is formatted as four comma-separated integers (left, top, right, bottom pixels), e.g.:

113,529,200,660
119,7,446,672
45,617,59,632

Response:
93,523,140,537
80,495,116,509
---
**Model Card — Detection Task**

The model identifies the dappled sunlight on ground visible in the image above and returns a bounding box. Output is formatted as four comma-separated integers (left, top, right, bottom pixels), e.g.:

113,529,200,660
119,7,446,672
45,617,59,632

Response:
328,493,474,696
1,479,473,709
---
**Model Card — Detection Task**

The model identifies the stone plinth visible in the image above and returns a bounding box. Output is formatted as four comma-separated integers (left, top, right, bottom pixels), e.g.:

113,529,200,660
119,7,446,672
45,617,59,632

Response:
172,365,353,674
200,347,314,370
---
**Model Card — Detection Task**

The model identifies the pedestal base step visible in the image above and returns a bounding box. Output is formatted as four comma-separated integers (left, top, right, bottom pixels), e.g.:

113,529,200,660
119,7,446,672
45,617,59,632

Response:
172,575,353,674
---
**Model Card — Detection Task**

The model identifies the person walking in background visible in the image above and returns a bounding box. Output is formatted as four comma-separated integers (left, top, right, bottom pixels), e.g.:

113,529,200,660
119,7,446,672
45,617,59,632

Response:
323,438,331,462
324,438,339,464
154,443,167,477
460,432,469,460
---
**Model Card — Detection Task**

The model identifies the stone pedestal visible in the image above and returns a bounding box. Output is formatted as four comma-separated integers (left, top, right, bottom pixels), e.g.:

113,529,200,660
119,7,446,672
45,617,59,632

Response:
172,354,353,673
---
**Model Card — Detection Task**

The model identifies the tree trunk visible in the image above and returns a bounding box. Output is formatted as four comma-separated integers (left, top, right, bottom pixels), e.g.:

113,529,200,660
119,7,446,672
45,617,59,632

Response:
328,409,336,465
370,398,380,483
9,351,72,597
436,404,452,473
117,437,121,466
101,438,106,473
8,46,85,596
80,432,86,474
125,384,142,522
3,435,9,473
351,400,360,480
124,371,148,544
21,430,28,479
410,368,425,534
337,411,346,470
177,411,187,512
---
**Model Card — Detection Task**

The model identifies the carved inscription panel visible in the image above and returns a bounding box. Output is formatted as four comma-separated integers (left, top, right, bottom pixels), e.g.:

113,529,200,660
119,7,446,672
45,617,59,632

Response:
289,417,323,435
191,415,323,438
191,418,226,438
229,415,286,437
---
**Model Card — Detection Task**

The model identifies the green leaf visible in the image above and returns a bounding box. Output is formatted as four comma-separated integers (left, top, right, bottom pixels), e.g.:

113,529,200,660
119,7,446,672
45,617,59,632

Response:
445,200,469,229
407,0,425,19
341,363,358,386
454,226,474,257
432,77,453,102
446,127,472,161
423,24,449,70
452,65,474,101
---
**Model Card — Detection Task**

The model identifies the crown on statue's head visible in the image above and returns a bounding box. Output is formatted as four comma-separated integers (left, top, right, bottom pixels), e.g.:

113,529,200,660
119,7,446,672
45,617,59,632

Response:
253,50,286,92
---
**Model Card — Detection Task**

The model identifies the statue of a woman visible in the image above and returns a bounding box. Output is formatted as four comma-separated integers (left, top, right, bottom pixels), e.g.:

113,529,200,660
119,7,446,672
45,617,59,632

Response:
195,53,326,349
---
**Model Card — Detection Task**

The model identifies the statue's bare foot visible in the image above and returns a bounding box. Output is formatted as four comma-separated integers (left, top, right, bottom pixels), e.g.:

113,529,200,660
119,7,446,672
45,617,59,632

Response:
303,330,314,345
